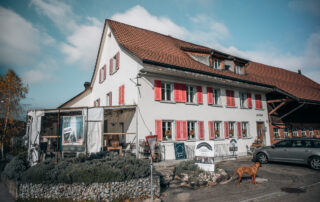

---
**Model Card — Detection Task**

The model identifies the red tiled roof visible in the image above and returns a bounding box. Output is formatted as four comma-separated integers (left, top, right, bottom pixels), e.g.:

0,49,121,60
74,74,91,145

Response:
107,19,320,103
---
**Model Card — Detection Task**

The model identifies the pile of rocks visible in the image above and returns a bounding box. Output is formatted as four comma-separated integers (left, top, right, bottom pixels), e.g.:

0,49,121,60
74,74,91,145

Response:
17,176,160,201
169,168,228,188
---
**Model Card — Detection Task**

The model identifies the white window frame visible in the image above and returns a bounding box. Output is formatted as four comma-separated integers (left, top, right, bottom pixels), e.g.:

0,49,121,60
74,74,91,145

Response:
292,128,298,137
186,85,196,103
301,128,306,136
162,120,174,141
213,88,221,105
106,92,112,106
240,92,248,108
187,121,197,140
213,59,221,70
309,128,314,137
273,128,280,139
94,99,100,107
235,65,242,74
229,122,235,138
214,121,222,139
242,122,249,138
284,128,289,138
161,82,173,101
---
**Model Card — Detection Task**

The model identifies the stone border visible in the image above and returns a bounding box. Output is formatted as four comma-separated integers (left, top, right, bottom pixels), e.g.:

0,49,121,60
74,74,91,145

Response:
1,174,160,201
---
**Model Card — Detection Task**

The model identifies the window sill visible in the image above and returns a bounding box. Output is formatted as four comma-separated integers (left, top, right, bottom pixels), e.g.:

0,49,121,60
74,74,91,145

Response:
209,104,223,107
226,106,237,108
255,108,264,111
240,107,251,109
241,137,252,139
213,138,225,141
186,102,198,106
159,100,176,104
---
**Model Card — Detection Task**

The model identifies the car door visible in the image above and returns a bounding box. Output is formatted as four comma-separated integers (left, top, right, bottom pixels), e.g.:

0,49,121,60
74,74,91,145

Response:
285,140,308,164
268,140,292,162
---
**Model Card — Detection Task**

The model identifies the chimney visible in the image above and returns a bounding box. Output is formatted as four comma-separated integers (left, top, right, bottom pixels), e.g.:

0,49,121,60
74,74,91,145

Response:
298,69,301,75
84,82,91,89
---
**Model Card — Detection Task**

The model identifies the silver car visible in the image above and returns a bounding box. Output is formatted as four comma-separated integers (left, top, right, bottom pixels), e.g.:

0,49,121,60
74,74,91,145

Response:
253,138,320,170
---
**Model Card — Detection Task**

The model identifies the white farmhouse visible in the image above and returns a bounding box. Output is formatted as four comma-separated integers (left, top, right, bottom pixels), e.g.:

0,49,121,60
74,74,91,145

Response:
57,19,277,160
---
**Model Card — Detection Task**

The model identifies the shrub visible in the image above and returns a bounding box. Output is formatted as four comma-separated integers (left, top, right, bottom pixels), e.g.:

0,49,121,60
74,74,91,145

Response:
3,152,29,180
0,159,9,172
174,160,203,177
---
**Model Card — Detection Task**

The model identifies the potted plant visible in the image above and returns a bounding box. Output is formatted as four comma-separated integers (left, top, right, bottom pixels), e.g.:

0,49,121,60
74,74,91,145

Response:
190,129,195,139
165,130,172,139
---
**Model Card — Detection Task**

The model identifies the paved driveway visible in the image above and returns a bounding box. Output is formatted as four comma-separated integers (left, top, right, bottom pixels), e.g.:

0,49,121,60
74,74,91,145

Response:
162,156,320,202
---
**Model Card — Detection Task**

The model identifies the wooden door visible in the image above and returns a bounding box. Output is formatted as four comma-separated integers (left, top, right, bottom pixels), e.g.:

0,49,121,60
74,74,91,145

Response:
257,122,265,144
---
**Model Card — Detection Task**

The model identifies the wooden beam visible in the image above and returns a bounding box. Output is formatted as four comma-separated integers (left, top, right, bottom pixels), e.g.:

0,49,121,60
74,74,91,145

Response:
104,132,136,135
269,101,286,115
267,99,291,103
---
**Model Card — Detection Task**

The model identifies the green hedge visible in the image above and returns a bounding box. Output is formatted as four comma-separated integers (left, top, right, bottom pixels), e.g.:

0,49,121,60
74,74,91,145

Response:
2,152,29,181
16,155,150,184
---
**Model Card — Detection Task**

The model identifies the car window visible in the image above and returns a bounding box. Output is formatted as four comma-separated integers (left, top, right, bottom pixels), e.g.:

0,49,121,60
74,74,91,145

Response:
275,140,292,147
313,140,320,148
303,140,313,148
292,140,303,148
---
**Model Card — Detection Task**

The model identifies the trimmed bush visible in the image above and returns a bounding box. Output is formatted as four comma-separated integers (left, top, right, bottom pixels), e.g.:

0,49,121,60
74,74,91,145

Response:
20,155,150,184
3,152,29,180
174,160,203,176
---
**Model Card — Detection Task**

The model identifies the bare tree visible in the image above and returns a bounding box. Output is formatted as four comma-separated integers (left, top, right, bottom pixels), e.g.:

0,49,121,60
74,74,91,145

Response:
0,69,28,159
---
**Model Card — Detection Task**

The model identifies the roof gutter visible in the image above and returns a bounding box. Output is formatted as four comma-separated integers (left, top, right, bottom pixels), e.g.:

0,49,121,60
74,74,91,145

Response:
142,59,274,89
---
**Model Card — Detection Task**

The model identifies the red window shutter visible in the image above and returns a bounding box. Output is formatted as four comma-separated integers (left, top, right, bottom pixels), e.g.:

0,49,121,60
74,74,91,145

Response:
94,101,96,107
255,94,262,109
231,91,235,106
197,86,203,104
97,98,100,107
109,92,112,106
226,90,231,106
174,83,180,102
182,121,188,140
154,80,162,101
224,121,229,139
175,121,181,140
207,87,213,105
116,52,120,70
104,65,106,80
198,121,204,140
155,120,162,141
247,93,252,108
181,84,186,102
119,85,124,105
109,58,113,75
208,121,215,139
237,122,242,138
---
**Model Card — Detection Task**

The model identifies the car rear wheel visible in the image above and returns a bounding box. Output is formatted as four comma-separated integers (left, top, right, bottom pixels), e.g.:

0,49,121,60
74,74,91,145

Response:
257,153,268,164
309,156,320,170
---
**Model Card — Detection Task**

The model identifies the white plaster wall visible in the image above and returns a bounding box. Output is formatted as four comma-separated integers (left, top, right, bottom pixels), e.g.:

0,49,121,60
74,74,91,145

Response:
137,75,270,160
65,90,92,108
90,26,142,107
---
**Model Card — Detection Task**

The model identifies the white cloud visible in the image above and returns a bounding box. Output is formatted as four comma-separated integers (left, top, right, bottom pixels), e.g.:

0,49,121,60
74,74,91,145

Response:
31,0,103,69
22,58,57,84
112,5,189,38
30,0,78,33
22,70,50,84
0,7,41,67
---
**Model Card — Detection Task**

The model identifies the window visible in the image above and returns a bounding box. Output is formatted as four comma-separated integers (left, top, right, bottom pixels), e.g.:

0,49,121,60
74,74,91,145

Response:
284,128,289,138
214,121,221,139
161,82,173,101
94,98,100,107
292,128,298,137
241,122,249,138
213,89,221,105
99,65,106,83
109,52,120,75
225,65,230,71
301,128,306,136
229,122,235,138
240,92,248,108
186,86,196,103
213,59,221,69
235,65,242,74
162,121,173,141
255,94,263,109
226,90,235,107
309,128,314,137
106,92,112,106
187,121,196,140
273,128,280,139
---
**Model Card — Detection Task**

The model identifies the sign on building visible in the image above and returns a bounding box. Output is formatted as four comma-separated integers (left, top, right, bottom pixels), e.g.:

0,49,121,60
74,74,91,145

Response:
195,141,215,172
61,116,84,148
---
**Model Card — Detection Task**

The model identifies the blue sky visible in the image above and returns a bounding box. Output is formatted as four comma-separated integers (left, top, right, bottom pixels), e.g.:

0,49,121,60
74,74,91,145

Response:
0,0,319,109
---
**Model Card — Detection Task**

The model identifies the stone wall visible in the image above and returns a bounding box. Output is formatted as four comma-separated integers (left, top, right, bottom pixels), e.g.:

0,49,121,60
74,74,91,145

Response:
5,176,160,201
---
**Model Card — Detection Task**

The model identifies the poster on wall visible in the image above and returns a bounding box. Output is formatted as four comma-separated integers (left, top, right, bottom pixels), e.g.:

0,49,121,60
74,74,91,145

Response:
174,142,187,160
229,138,238,156
146,135,157,160
195,141,215,172
62,116,84,146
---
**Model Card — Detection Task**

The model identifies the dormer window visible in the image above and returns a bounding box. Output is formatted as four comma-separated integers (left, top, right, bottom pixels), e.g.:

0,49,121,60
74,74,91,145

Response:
224,65,230,71
235,65,242,74
213,59,221,70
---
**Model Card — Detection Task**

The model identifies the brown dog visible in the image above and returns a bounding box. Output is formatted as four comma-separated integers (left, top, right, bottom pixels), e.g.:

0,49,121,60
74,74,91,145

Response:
232,162,261,186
